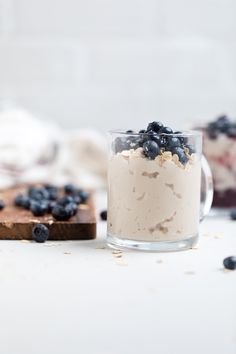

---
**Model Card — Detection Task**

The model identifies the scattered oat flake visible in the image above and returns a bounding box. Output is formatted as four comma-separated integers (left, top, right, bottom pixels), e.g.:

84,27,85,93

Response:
156,259,163,264
184,271,196,275
114,254,122,258
116,260,128,266
79,204,89,210
95,246,106,250
21,239,31,243
64,252,71,255
112,250,122,254
48,220,54,225
29,219,41,223
214,233,224,239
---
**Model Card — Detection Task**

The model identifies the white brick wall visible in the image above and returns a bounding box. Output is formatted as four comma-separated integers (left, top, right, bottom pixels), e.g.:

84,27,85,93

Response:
0,0,236,131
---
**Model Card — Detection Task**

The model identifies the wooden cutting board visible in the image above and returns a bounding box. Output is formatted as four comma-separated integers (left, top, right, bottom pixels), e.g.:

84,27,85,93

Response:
0,185,96,240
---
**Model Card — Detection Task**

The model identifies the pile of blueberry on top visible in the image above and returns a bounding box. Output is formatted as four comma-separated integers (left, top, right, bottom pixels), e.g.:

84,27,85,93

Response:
114,121,195,165
14,184,89,221
206,115,236,140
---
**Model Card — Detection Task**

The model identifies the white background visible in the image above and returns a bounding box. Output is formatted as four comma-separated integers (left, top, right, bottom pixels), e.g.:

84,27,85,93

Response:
0,0,236,131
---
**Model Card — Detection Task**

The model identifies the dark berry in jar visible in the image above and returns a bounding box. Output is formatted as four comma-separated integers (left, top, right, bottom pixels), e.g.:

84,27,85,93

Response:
230,209,236,220
146,121,163,133
185,144,195,155
143,140,160,160
160,126,173,134
167,137,181,149
32,224,49,243
223,256,236,270
0,200,5,210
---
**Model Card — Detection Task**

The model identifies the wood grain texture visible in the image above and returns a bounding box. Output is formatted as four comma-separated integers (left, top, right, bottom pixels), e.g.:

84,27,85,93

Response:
0,186,96,240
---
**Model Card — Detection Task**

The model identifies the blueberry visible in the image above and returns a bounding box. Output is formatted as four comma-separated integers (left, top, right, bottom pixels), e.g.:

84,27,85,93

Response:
145,131,162,146
100,210,107,221
227,127,236,138
32,224,49,243
139,129,146,133
58,196,74,206
174,131,188,144
208,130,218,140
30,201,48,217
167,137,181,149
171,147,184,156
126,130,134,133
143,140,160,160
160,126,173,134
64,183,77,195
146,121,163,133
230,209,236,220
179,153,189,165
73,194,82,205
65,202,78,217
113,137,129,153
44,185,58,200
20,196,31,210
77,190,90,203
28,187,50,201
14,194,24,207
52,205,72,221
185,144,195,155
0,200,5,210
172,147,189,165
223,256,236,270
48,201,57,213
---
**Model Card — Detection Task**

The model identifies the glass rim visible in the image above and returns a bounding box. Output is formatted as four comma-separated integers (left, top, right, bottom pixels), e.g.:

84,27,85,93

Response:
108,129,202,137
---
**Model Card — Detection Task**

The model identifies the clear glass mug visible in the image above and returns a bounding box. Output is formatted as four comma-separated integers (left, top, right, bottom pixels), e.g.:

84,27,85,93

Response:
106,130,213,251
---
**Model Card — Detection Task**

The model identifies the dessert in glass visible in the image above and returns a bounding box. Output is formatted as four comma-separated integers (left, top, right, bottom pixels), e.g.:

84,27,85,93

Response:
107,121,213,251
203,115,236,208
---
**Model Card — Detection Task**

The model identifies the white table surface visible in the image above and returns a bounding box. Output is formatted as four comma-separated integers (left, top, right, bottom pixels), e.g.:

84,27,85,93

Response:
0,191,235,354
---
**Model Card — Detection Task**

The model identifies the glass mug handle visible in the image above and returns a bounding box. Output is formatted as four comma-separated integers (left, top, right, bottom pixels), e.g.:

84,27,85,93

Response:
200,155,214,222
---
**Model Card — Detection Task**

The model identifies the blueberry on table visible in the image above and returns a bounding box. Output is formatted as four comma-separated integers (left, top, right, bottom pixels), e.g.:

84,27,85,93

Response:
77,190,90,203
32,224,49,243
146,121,163,133
19,196,31,210
64,183,77,195
52,204,72,221
28,187,50,201
223,256,236,270
230,209,236,220
65,202,78,217
100,210,107,221
58,195,74,206
143,140,160,160
0,200,5,210
30,201,48,217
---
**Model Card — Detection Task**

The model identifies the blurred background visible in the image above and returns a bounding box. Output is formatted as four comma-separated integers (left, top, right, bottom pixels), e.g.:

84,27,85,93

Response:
0,0,236,131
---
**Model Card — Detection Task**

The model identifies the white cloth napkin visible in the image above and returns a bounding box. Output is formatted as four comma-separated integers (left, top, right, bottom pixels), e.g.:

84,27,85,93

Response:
0,108,107,189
